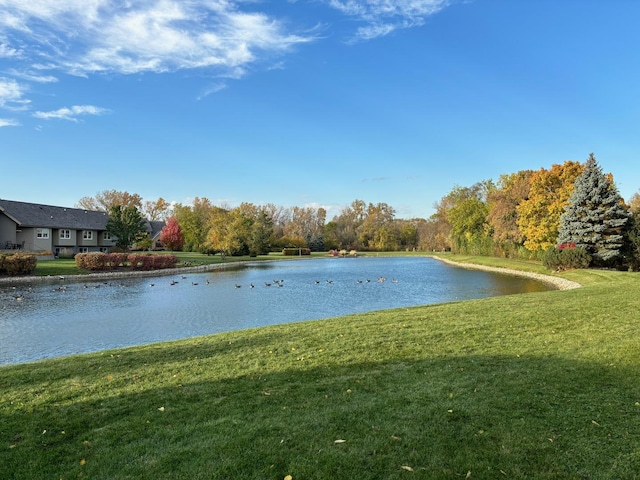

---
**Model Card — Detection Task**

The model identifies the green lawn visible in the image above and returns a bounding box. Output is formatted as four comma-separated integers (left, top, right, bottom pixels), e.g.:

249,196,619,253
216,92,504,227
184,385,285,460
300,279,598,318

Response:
1,256,639,479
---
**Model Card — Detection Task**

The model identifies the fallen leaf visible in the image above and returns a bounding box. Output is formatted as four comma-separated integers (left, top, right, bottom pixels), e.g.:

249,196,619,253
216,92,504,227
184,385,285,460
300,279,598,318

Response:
334,439,346,444
591,420,600,426
158,406,165,412
466,471,472,478
401,465,414,472
284,475,293,480
80,459,86,466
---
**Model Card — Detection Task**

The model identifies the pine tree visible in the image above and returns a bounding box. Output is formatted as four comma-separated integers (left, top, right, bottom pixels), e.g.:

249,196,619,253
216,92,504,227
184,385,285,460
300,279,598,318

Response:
557,153,629,264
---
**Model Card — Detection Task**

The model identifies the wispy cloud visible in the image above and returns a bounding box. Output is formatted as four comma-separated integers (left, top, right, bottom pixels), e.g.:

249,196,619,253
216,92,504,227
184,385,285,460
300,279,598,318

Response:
0,118,20,127
197,82,227,101
326,0,452,41
0,77,30,110
33,105,110,122
0,1,316,78
7,69,58,83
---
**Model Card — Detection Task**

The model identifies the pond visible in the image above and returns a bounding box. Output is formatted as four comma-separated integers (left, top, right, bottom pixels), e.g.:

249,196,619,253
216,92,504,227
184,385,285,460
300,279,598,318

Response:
0,257,550,365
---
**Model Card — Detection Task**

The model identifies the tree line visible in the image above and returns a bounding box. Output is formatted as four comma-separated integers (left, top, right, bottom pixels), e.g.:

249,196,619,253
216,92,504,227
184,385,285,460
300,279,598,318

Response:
78,153,640,268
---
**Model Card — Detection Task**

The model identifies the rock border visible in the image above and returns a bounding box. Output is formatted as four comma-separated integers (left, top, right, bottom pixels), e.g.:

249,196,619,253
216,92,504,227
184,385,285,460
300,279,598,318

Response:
433,257,581,290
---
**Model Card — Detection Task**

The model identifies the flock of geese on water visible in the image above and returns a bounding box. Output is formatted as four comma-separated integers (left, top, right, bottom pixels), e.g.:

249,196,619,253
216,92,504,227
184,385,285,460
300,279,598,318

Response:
8,275,399,301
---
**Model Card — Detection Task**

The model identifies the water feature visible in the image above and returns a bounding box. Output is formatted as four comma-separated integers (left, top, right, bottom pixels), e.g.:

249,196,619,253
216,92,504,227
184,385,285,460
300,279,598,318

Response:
0,257,550,365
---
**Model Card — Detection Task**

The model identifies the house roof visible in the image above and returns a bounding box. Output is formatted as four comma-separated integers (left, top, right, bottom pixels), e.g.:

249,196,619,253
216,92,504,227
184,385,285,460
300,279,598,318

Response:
148,220,165,239
0,199,166,234
0,199,111,230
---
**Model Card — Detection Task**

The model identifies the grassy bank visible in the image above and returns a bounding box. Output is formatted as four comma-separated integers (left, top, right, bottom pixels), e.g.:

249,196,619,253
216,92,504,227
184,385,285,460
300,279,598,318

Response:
1,256,639,479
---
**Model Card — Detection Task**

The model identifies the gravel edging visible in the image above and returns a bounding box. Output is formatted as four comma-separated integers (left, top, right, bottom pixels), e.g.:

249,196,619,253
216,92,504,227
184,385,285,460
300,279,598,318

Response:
433,257,581,291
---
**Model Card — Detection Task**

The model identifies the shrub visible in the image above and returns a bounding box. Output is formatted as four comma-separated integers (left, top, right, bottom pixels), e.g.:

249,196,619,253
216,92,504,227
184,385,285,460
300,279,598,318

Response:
1,253,37,276
283,248,311,256
542,245,591,271
106,253,128,269
75,253,106,271
151,254,178,270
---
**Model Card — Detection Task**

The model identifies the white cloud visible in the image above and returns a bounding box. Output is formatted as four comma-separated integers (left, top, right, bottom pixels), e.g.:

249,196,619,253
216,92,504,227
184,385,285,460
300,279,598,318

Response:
0,77,30,110
0,118,20,127
7,69,58,83
0,42,20,57
326,0,452,40
197,82,227,101
0,1,316,77
32,104,110,122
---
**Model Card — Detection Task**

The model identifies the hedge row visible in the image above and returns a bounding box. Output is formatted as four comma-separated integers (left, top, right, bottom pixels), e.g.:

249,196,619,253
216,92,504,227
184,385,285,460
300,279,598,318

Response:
75,253,178,271
542,245,591,271
282,248,311,256
0,253,37,276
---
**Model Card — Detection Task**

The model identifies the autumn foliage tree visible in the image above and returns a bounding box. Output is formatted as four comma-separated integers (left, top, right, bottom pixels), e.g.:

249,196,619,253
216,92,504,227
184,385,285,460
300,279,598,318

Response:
516,161,584,252
160,217,184,251
77,190,143,212
487,170,534,256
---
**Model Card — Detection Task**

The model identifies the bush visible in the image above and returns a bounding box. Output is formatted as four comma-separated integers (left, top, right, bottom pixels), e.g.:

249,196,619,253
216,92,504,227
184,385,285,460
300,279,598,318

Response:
283,248,311,256
1,253,37,276
75,253,177,271
542,245,591,271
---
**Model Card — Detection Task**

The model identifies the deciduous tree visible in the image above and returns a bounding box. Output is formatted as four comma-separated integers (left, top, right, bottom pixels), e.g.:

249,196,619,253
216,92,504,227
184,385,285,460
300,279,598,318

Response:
106,205,147,250
516,161,584,252
143,197,172,221
77,190,143,212
160,216,184,251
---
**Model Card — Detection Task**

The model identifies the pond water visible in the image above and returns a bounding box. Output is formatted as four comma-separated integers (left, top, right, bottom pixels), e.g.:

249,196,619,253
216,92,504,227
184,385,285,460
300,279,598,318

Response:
0,257,550,365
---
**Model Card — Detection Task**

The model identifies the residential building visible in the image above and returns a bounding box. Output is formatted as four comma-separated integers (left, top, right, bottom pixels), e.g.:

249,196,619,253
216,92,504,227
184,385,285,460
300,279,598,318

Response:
0,199,164,255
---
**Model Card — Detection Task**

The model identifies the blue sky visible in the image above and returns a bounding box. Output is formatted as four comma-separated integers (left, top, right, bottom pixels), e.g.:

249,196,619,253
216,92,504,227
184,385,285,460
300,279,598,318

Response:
1,0,639,219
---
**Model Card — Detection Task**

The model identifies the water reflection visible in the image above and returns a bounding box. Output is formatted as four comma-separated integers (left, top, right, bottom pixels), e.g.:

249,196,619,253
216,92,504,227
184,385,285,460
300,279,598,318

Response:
0,257,549,365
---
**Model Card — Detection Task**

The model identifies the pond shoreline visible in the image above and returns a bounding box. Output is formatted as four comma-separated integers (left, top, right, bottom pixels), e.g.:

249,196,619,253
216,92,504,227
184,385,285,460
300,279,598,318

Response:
1,255,581,290
433,257,581,290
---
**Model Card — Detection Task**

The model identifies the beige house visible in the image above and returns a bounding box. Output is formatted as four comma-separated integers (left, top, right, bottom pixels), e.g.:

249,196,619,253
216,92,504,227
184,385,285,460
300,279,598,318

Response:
0,199,164,255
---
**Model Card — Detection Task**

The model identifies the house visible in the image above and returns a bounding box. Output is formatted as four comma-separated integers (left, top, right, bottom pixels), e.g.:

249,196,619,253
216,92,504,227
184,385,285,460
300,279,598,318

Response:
0,199,165,255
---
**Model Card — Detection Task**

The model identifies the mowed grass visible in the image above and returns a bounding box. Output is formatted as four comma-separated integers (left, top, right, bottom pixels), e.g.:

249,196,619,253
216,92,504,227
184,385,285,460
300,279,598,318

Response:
1,257,639,479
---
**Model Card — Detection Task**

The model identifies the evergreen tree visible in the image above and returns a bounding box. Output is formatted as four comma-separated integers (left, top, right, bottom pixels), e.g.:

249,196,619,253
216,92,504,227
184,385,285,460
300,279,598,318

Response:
557,154,629,264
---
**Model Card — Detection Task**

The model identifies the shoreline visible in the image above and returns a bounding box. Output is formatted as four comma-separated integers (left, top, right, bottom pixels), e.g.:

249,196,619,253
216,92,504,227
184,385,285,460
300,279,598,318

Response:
0,261,252,285
433,256,581,290
1,255,581,290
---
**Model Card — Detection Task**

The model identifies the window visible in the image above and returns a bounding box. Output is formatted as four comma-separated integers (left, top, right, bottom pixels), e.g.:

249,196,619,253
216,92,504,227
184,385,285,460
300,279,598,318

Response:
60,229,71,239
78,247,89,253
103,232,112,241
36,228,50,239
99,247,109,253
83,230,93,240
